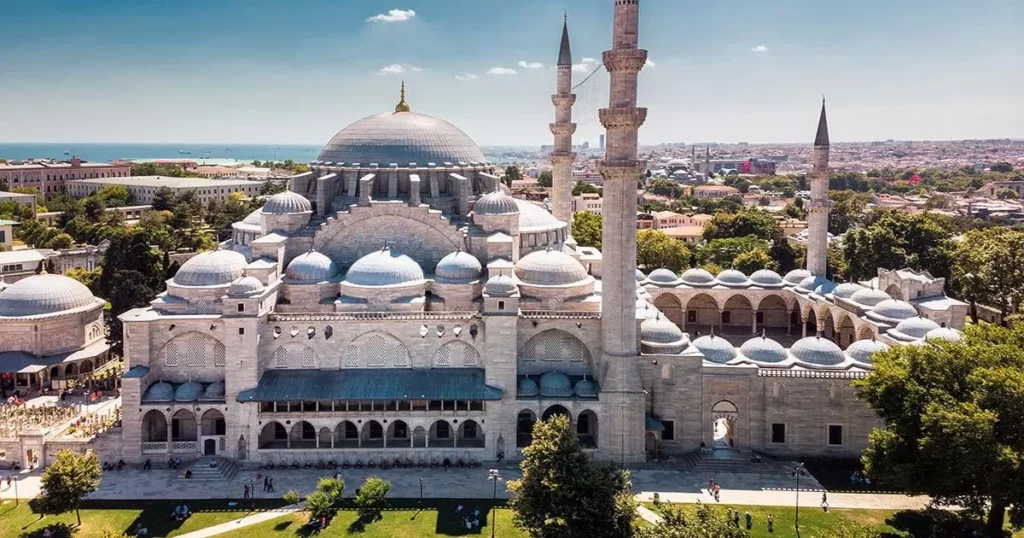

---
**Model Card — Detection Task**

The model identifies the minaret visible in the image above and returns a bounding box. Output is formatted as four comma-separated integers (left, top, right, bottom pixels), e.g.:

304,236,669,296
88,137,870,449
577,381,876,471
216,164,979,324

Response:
806,97,830,276
597,0,648,462
549,14,577,227
704,146,711,177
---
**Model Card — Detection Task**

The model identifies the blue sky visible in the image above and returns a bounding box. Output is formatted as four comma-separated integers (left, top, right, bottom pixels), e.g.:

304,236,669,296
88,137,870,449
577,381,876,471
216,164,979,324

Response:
0,0,1021,146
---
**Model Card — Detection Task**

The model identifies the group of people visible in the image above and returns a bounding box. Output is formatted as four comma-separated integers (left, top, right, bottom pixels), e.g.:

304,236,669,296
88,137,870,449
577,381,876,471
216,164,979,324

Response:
453,504,483,530
706,478,721,501
850,470,872,485
102,459,126,471
170,504,191,521
242,475,276,499
167,457,183,469
722,508,775,533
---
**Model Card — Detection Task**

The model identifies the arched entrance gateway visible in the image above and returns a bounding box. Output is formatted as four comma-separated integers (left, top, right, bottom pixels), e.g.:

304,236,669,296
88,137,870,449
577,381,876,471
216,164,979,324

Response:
711,400,739,450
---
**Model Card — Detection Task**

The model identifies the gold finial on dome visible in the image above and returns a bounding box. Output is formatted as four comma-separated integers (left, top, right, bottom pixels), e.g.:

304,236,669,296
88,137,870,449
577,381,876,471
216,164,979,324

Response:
395,81,410,113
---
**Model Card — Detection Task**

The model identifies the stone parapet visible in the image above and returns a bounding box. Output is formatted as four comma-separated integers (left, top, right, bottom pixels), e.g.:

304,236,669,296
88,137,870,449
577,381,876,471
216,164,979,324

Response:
598,159,647,178
551,94,577,107
549,153,577,164
602,48,648,72
599,108,648,129
549,123,578,136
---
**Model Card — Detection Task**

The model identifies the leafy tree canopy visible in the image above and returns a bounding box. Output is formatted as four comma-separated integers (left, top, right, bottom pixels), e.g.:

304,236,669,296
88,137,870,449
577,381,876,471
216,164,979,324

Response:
571,211,602,249
637,504,749,538
637,229,690,272
40,450,102,526
841,210,959,281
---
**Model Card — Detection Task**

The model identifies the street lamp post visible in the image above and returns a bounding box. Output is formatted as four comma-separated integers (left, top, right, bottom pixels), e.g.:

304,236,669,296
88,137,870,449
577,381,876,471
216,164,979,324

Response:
13,475,18,507
794,463,805,535
487,469,502,538
250,477,256,511
418,477,423,507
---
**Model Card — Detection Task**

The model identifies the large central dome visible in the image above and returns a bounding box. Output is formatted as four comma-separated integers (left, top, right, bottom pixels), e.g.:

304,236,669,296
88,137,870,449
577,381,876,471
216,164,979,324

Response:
318,111,486,166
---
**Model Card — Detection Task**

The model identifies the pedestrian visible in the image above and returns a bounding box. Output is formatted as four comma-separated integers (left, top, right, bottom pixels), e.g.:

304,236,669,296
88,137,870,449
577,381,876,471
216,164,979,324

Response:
713,483,720,502
727,508,733,521
767,513,774,533
263,476,269,492
821,491,829,512
269,477,275,492
244,484,250,499
707,477,715,493
745,511,752,530
733,510,740,528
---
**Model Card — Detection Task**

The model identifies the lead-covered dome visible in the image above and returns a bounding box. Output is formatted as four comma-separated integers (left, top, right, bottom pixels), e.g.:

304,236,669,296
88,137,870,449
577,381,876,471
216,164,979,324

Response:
538,371,573,398
286,251,339,284
514,248,590,286
867,299,918,323
797,275,834,295
845,338,890,364
344,246,424,287
716,269,750,287
174,250,248,287
174,381,205,402
484,274,518,296
201,381,226,401
262,191,312,215
517,377,539,397
890,316,940,340
574,378,598,398
925,327,963,342
640,314,687,346
0,274,98,317
516,199,563,231
783,269,812,286
681,268,715,287
143,381,175,402
850,287,891,307
832,282,865,299
473,191,519,215
318,111,486,165
692,334,737,363
790,335,846,366
647,268,680,285
740,335,788,364
434,251,482,283
750,269,784,287
228,276,265,297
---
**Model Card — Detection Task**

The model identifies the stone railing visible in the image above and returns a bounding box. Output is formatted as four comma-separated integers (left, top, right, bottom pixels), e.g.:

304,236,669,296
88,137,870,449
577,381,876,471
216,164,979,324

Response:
142,442,168,454
520,311,601,320
171,441,198,453
270,311,480,322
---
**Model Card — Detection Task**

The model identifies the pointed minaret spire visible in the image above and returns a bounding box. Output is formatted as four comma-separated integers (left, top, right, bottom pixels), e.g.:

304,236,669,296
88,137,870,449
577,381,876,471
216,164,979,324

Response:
549,14,577,227
558,13,572,67
814,96,829,147
806,97,831,276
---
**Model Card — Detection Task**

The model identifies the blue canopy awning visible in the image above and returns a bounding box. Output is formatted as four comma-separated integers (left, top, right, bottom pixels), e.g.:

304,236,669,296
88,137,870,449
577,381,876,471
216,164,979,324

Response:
237,368,503,402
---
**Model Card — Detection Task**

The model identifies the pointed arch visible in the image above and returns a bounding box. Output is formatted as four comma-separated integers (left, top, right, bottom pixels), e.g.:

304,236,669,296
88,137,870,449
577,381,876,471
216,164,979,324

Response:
653,293,683,327
433,340,481,368
519,329,592,376
159,332,225,369
343,331,411,368
271,342,318,369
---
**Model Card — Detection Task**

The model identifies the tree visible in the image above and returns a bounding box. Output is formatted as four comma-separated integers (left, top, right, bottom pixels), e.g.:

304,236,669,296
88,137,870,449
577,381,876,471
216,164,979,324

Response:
259,180,287,196
97,184,131,206
508,415,636,538
151,186,176,211
39,450,102,526
84,196,107,223
732,247,775,274
306,477,345,522
503,165,524,187
637,504,748,538
829,191,869,235
354,477,391,524
702,209,783,243
996,188,1020,200
698,236,775,272
990,162,1014,173
572,181,600,196
636,230,689,272
46,232,75,249
952,228,1024,325
537,169,552,188
572,211,602,249
855,323,1024,536
841,210,958,281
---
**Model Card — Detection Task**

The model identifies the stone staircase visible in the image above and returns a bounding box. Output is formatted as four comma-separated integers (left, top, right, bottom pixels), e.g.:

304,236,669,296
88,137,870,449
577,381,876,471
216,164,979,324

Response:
686,449,803,476
177,456,241,481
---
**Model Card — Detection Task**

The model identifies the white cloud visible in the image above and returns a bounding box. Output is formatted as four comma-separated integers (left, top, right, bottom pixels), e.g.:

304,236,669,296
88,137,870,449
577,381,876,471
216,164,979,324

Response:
455,74,479,81
367,9,416,23
751,45,769,53
517,60,544,69
379,63,417,75
487,67,517,75
645,58,656,67
572,57,600,73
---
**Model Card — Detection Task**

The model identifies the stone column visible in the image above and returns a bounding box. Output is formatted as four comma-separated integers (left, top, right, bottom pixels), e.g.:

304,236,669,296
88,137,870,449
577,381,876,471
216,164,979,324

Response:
751,310,758,335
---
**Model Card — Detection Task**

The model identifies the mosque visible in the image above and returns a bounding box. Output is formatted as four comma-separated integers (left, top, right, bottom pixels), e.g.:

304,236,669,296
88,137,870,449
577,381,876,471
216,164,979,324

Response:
0,0,969,467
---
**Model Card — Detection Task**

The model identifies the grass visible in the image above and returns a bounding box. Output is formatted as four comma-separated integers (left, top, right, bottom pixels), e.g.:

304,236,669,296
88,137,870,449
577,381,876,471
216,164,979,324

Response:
0,498,287,538
217,499,528,538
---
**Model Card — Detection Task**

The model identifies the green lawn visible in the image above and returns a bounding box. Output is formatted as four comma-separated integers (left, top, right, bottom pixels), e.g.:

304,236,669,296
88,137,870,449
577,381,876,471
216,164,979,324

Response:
0,498,287,538
217,500,527,538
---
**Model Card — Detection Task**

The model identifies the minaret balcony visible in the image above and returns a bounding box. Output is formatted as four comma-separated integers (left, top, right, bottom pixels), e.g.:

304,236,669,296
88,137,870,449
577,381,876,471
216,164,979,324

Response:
549,152,577,164
602,48,648,72
551,95,577,107
598,159,646,179
549,123,578,136
599,108,648,129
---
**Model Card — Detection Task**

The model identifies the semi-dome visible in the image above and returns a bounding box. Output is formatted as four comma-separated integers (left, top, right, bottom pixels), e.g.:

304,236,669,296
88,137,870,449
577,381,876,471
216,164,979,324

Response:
344,246,424,287
647,268,680,285
234,208,263,231
517,377,539,397
473,191,519,215
925,327,963,342
201,381,226,401
174,381,205,402
434,251,482,283
514,248,590,286
228,276,265,297
174,250,248,287
143,381,175,402
891,316,940,340
783,269,812,286
749,269,784,287
739,335,788,364
716,269,750,287
318,111,486,166
691,334,737,364
790,335,846,366
262,191,312,215
681,268,715,287
832,282,865,299
640,314,686,345
286,251,339,284
516,199,564,230
484,274,518,296
845,338,890,364
0,274,98,317
574,378,598,398
538,371,573,398
867,299,918,323
850,287,891,307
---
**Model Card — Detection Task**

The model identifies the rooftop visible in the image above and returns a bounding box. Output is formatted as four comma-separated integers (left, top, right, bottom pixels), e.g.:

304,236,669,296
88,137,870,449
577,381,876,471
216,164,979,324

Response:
69,176,258,188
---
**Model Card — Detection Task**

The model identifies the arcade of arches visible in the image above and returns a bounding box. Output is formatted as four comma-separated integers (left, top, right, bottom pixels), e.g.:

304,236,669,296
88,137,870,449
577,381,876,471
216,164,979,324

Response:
516,406,598,449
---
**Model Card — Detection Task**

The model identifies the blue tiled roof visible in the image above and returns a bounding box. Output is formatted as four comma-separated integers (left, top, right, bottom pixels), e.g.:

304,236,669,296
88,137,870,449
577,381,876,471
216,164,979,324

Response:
646,413,665,431
237,368,503,402
123,365,150,379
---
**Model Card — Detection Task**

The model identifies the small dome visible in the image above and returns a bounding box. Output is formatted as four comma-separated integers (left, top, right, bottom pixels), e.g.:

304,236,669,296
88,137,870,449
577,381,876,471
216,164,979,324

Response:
640,315,686,345
574,378,598,398
228,276,265,296
891,316,940,339
435,251,482,283
484,274,518,296
516,200,563,231
925,327,963,342
473,191,520,215
692,334,737,364
867,299,918,323
174,250,248,287
514,249,590,286
174,381,206,402
0,274,98,317
635,269,646,281
783,269,812,286
716,269,749,287
262,191,312,214
143,381,175,402
797,275,834,295
790,335,846,366
242,208,262,225
201,381,226,401
345,247,425,287
749,269,784,287
832,282,865,299
286,251,339,284
538,371,573,398
850,287,891,307
233,208,263,232
517,377,539,397
681,268,715,287
739,335,788,363
647,268,680,284
845,338,891,364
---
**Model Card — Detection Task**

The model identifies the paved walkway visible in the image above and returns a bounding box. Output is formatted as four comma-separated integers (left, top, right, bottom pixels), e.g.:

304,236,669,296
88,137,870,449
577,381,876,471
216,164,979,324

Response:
173,503,304,538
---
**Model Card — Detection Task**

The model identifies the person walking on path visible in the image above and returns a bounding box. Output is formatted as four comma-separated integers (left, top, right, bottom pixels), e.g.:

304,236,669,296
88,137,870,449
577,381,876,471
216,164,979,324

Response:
713,483,721,502
732,511,740,527
707,478,715,493
767,513,775,533
821,491,829,512
244,484,250,499
745,511,752,530
263,476,269,492
268,477,275,492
